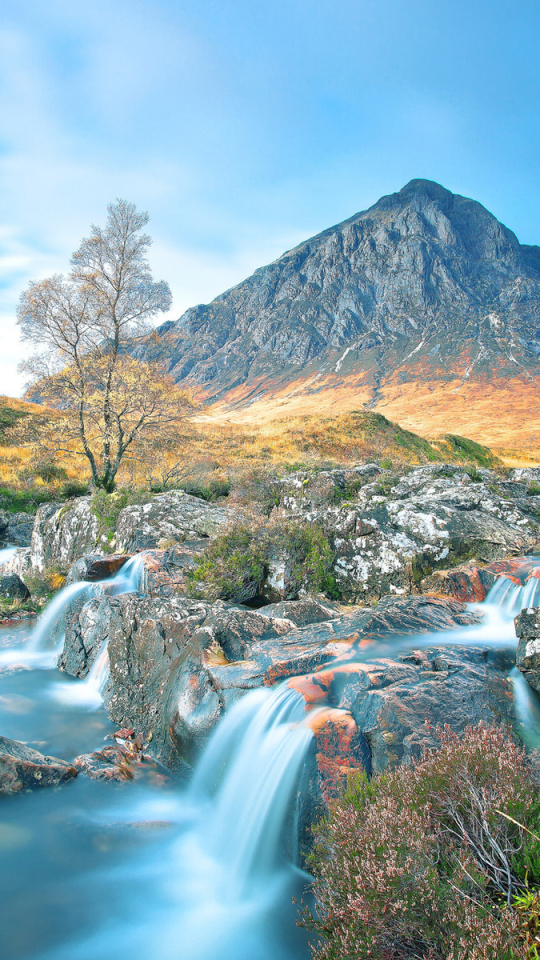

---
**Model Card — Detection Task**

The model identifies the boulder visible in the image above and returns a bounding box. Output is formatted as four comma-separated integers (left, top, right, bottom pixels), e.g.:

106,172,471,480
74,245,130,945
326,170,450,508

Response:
0,736,77,795
0,574,30,601
420,563,490,602
30,499,99,572
115,492,232,552
60,589,487,780
259,598,338,626
516,608,540,694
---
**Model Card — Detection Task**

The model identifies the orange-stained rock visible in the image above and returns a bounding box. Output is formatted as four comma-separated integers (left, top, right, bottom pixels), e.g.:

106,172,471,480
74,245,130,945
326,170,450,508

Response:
288,673,331,704
485,556,540,586
304,708,365,803
85,555,132,581
315,753,365,804
420,564,486,602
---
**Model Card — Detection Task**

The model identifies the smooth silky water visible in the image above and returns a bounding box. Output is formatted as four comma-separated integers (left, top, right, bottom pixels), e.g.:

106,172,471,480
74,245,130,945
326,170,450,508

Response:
1,567,540,960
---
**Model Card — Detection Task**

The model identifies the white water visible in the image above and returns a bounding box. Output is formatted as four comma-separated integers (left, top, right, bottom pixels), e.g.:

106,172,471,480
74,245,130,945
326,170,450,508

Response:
32,684,315,960
0,546,17,567
486,572,540,617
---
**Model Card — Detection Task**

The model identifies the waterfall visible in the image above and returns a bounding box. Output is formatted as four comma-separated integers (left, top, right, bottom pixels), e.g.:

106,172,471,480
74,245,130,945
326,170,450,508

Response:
192,685,313,893
0,554,145,673
0,546,17,567
486,572,540,617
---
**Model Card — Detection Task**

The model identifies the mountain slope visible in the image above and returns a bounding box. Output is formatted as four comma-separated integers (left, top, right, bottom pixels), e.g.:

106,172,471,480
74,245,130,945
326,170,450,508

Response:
138,179,540,452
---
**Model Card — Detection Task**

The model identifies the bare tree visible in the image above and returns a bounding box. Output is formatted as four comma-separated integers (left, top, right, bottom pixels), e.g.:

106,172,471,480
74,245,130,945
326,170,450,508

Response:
17,200,191,491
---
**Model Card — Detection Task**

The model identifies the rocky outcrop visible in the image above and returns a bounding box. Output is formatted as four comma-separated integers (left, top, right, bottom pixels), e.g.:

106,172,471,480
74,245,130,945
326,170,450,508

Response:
276,463,540,602
0,736,77,795
115,492,232,552
24,492,234,575
516,608,540,694
30,499,98,572
60,591,488,782
134,179,540,398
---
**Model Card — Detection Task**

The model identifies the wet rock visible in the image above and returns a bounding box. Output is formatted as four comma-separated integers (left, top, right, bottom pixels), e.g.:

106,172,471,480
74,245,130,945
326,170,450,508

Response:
291,643,514,779
59,588,502,795
73,742,171,785
259,598,337,626
420,563,489,602
516,608,540,694
0,574,30,601
83,555,132,581
65,554,105,586
0,736,77,795
115,492,232,552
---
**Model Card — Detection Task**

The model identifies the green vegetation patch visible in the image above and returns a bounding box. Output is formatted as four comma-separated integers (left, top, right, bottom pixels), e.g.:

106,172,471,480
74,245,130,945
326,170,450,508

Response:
0,403,29,443
440,433,502,468
187,518,340,603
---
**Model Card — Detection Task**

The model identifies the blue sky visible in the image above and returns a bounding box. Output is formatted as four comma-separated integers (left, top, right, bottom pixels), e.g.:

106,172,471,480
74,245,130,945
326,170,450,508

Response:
1,0,539,394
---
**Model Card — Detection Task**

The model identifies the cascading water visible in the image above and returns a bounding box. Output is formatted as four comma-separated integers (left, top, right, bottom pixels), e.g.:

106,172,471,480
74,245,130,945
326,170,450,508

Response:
0,546,17,567
486,572,540,617
0,554,145,674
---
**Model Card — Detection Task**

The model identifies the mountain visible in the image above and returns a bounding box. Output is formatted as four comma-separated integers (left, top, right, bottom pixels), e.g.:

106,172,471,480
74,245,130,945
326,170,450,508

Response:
138,179,540,453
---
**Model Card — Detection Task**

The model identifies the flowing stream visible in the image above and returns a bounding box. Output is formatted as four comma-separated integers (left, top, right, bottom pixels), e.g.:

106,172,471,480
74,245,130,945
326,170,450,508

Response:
0,562,539,960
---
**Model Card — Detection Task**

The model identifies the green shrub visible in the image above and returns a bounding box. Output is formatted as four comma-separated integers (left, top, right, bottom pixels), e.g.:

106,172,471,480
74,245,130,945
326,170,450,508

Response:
0,485,55,514
187,518,339,602
90,488,151,551
301,724,539,959
21,461,68,484
529,482,540,497
60,480,89,498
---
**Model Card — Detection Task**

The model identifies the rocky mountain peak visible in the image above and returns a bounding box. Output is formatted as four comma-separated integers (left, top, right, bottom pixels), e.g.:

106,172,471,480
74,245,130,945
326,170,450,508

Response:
136,180,540,403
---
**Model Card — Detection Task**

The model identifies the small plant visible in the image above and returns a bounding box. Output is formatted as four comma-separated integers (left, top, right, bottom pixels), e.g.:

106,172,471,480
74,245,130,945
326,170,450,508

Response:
529,482,540,497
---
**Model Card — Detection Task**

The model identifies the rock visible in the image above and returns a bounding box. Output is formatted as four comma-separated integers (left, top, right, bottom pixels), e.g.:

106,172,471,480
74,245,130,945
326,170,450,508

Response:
60,589,486,778
516,608,540,693
0,736,77,795
84,555,132,582
138,543,207,597
0,548,32,581
420,563,489,602
259,598,337,626
65,554,107,585
30,499,99,573
115,492,232,552
0,511,34,548
73,742,171,785
0,574,30,601
275,463,540,603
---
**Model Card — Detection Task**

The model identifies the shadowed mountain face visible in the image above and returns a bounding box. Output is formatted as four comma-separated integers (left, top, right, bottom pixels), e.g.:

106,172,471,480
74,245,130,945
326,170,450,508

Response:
137,180,540,433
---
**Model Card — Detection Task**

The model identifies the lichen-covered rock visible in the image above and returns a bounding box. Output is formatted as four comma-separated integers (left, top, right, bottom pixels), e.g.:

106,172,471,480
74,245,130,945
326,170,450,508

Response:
516,608,540,694
30,499,99,573
277,463,540,602
0,736,77,795
115,492,232,552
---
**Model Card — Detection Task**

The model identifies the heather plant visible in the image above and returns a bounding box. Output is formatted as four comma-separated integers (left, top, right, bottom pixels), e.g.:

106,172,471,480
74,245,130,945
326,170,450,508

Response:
301,724,540,959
